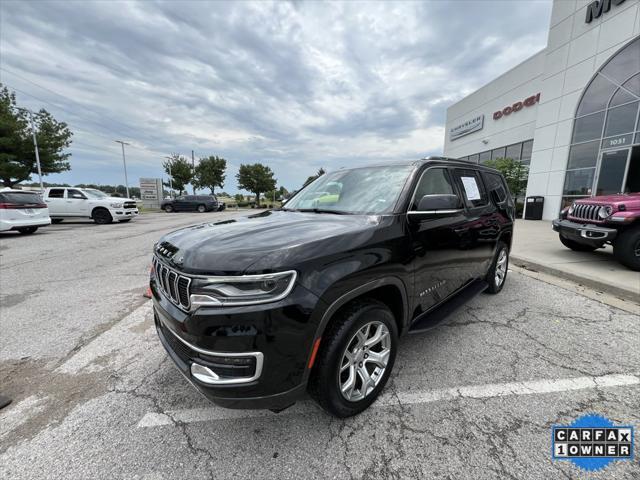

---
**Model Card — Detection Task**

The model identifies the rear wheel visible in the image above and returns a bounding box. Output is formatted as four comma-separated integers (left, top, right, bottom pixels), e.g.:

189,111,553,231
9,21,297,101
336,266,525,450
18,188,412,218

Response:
51,219,63,224
164,204,174,213
559,234,598,252
613,227,640,271
484,241,509,294
308,299,398,418
17,226,38,235
92,208,113,225
197,204,206,213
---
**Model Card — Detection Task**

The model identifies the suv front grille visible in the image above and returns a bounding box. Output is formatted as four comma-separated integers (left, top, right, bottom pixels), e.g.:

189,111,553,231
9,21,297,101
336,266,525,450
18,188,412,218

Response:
124,201,137,209
570,203,603,222
153,256,191,310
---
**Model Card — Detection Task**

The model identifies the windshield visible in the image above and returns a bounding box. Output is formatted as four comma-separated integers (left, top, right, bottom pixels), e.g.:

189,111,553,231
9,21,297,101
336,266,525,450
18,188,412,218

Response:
83,189,109,199
284,165,413,214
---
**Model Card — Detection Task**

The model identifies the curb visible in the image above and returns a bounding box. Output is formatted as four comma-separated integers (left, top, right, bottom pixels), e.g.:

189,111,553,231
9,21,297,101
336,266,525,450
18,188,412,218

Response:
510,255,639,304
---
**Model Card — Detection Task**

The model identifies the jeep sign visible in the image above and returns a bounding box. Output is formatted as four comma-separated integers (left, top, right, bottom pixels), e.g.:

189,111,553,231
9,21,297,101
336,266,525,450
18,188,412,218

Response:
493,93,540,120
449,114,484,141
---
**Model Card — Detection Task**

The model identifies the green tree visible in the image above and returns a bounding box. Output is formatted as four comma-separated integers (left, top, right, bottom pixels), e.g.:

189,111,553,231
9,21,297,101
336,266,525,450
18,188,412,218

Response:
163,154,193,195
236,163,277,207
484,157,529,198
0,85,73,187
234,193,245,203
193,155,226,194
304,167,325,187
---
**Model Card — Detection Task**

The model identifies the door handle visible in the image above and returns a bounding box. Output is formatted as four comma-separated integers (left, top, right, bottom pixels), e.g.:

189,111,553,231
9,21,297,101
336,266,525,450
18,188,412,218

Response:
454,227,469,234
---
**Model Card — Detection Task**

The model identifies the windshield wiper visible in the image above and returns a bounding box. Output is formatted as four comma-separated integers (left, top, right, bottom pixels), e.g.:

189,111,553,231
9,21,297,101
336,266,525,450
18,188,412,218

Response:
296,208,349,215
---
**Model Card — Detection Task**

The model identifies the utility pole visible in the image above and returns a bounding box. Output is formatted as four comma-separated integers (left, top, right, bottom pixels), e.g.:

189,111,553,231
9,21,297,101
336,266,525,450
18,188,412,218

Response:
17,108,44,192
191,150,196,194
114,140,130,198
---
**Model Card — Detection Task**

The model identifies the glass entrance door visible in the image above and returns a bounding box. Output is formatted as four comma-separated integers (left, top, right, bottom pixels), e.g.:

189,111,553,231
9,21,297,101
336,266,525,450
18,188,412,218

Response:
595,149,630,196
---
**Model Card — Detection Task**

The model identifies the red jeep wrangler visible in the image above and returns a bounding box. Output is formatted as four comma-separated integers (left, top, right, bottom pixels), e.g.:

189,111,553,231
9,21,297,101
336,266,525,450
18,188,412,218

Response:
553,193,640,271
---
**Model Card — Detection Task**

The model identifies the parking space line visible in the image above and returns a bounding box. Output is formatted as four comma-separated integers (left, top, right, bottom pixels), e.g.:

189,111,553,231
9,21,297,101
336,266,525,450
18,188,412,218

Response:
137,373,640,428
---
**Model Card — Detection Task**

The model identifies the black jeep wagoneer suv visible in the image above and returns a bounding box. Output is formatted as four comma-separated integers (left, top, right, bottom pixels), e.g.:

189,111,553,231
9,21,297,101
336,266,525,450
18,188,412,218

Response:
151,158,514,417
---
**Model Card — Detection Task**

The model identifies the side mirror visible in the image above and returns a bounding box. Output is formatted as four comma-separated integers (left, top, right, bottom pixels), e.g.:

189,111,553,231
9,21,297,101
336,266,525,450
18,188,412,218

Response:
408,194,462,221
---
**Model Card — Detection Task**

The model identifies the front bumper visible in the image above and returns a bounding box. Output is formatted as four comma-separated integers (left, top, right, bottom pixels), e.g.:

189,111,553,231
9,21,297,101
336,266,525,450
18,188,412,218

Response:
552,219,617,246
151,279,324,410
112,208,139,220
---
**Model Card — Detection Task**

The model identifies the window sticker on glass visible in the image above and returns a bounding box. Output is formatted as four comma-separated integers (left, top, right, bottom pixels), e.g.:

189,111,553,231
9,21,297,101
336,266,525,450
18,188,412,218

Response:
461,176,481,200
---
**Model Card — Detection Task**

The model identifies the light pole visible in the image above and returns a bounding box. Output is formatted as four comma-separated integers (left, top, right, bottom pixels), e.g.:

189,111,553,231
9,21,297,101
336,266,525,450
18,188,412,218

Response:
114,140,130,198
164,156,174,198
17,108,44,192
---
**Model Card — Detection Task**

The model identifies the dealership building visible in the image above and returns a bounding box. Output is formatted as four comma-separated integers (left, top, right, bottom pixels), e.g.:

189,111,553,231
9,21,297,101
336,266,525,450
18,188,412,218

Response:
443,0,640,219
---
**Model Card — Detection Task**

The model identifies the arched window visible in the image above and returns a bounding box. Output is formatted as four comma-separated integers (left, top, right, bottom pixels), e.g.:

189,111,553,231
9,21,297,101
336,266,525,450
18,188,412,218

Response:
563,36,640,207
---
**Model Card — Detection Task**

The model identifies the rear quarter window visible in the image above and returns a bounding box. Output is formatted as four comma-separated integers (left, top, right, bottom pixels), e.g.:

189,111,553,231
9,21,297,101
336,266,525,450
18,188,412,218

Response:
482,172,509,204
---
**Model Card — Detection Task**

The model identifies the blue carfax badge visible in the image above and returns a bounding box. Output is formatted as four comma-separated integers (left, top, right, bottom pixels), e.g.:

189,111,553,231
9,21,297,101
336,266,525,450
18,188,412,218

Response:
552,414,634,472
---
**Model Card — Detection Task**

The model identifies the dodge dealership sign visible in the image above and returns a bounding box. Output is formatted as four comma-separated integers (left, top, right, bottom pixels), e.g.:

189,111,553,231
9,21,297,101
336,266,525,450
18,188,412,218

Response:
493,93,540,120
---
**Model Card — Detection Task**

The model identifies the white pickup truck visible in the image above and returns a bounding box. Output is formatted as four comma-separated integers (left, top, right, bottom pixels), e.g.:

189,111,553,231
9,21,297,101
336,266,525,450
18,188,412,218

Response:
44,187,139,224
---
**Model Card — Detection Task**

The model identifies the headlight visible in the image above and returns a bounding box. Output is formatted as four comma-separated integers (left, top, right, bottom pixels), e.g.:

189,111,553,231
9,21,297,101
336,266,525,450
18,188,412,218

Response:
598,206,612,219
190,271,297,307
568,204,575,215
110,202,123,208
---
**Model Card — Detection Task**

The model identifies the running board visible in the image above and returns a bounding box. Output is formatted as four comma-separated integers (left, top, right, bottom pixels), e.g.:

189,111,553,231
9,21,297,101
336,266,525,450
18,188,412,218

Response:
408,279,489,334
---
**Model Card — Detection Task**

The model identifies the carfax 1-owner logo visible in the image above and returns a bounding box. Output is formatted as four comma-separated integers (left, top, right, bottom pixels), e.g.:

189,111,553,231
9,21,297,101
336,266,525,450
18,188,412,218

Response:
552,414,634,472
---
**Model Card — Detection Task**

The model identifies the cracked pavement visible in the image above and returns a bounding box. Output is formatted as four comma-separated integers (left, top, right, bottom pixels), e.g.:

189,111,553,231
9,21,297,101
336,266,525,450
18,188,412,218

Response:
1,212,639,479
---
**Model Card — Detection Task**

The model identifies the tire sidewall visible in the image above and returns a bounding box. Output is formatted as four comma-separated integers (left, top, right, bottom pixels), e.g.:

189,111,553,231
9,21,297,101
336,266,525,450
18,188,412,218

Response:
317,302,398,416
486,242,509,293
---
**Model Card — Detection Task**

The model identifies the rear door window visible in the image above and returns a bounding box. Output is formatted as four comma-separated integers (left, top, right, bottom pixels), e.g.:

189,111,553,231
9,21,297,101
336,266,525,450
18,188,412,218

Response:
48,188,65,198
452,169,488,208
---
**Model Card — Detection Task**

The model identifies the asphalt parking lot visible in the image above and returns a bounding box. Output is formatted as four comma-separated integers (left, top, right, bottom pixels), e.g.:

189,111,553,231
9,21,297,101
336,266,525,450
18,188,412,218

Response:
1,211,639,479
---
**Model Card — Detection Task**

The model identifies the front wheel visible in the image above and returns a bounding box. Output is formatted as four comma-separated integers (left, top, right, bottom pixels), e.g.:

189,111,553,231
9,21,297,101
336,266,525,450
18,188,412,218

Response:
484,242,509,294
613,227,640,271
308,299,398,418
18,226,38,235
93,208,113,225
559,234,598,252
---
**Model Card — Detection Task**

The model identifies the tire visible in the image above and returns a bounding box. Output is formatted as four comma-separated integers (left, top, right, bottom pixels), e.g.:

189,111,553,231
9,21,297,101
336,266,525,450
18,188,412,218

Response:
92,208,113,225
613,227,640,271
559,234,598,252
484,241,509,294
164,205,174,213
51,219,63,224
197,204,206,213
308,298,398,418
17,226,38,235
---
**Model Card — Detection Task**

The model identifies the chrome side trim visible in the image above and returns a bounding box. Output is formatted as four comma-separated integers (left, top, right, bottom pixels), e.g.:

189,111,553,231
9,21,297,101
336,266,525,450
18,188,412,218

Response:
163,325,264,385
407,209,463,215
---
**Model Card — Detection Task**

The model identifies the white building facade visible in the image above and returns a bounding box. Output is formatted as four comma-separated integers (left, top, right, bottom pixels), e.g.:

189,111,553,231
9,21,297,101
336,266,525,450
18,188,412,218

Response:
443,0,640,220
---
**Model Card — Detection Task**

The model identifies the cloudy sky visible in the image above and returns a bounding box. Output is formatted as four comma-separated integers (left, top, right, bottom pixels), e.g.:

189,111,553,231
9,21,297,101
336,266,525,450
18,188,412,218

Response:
1,0,552,194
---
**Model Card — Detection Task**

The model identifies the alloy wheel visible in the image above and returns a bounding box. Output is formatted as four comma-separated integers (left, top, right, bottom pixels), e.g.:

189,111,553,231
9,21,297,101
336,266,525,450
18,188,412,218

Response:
495,248,507,287
338,321,391,402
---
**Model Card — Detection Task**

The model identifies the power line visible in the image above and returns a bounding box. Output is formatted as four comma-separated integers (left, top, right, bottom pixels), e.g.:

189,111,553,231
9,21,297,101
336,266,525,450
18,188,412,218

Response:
3,82,168,158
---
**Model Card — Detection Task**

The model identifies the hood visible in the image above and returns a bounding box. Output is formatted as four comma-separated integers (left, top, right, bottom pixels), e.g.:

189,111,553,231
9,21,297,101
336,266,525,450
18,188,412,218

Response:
575,192,640,208
155,210,383,274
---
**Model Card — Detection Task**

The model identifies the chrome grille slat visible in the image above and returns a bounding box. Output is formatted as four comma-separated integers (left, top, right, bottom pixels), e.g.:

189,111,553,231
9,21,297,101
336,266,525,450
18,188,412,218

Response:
569,202,606,223
153,256,191,311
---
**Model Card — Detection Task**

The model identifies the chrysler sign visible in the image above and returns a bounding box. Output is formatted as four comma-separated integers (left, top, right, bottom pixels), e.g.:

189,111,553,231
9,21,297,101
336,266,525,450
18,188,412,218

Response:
450,114,484,141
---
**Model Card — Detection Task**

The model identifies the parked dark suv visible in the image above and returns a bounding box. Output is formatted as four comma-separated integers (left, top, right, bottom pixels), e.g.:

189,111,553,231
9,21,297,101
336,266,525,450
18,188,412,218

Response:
161,195,225,213
151,158,515,417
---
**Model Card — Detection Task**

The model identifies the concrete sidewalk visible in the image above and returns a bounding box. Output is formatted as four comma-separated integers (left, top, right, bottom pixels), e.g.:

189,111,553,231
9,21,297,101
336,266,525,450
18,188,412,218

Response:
511,219,640,303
